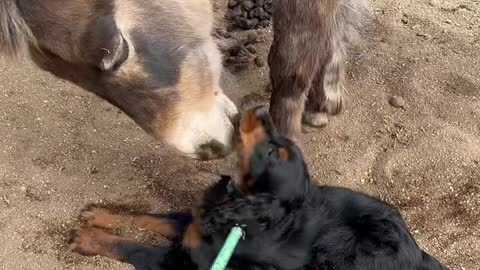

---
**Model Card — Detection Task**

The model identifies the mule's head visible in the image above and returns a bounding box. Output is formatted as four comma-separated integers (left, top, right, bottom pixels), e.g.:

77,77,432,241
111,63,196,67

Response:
0,0,237,159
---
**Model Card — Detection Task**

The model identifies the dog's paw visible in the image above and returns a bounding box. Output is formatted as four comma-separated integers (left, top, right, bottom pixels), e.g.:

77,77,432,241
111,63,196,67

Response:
67,227,109,256
80,207,121,229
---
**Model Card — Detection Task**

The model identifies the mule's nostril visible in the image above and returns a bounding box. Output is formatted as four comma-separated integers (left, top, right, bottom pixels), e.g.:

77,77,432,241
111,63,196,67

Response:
196,140,230,160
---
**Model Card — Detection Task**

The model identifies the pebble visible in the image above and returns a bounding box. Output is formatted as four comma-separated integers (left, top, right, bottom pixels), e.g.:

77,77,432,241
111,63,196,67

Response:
247,32,258,44
254,57,265,67
228,0,238,8
416,32,431,39
388,96,406,109
246,44,257,54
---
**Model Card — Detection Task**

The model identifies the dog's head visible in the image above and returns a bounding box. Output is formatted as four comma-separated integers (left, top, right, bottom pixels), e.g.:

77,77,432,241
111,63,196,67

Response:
235,106,310,206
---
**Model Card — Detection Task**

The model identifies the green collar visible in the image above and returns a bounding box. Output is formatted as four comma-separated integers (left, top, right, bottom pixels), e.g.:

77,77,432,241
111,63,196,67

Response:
210,226,245,270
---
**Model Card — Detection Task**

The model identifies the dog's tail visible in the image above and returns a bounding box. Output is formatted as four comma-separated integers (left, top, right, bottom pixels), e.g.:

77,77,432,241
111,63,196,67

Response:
0,0,36,59
421,251,448,270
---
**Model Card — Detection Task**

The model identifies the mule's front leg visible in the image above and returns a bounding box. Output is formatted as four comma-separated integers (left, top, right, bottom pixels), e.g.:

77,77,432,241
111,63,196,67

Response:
303,53,345,128
268,40,315,140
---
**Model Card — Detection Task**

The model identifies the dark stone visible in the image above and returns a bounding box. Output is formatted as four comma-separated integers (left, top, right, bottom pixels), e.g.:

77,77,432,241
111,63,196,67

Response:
242,0,255,10
228,7,242,18
254,56,265,67
246,44,257,54
228,0,238,8
249,18,259,28
236,17,250,29
246,32,258,44
259,19,270,27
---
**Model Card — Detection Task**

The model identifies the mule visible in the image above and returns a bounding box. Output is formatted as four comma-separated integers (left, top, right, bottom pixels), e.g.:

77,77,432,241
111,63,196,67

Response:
0,0,238,159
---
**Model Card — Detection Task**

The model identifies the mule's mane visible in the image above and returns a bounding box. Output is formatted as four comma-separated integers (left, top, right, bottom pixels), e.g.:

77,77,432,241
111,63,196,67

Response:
0,0,37,60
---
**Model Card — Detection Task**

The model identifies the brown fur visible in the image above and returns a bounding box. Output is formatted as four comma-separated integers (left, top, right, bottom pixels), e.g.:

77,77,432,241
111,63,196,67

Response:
268,0,369,138
80,207,178,239
68,227,136,260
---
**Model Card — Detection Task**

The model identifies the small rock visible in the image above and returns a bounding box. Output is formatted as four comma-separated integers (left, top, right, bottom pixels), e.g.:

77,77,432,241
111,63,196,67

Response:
416,32,431,39
242,0,255,10
228,0,238,8
388,96,406,109
246,33,258,44
248,18,259,28
228,44,245,56
259,19,270,27
88,167,100,174
445,19,452,24
254,56,265,67
228,7,242,18
245,44,257,54
401,14,409,24
237,17,251,29
458,4,472,11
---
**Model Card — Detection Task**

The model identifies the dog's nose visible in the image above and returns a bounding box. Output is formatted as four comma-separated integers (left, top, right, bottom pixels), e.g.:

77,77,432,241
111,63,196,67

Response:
248,106,275,136
252,106,273,131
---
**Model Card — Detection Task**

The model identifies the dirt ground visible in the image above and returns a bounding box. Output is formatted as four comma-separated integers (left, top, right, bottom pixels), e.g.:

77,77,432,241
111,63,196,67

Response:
0,0,479,269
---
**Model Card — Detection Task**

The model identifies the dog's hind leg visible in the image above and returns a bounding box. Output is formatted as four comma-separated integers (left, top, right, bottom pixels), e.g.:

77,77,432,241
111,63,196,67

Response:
68,227,170,268
80,206,192,240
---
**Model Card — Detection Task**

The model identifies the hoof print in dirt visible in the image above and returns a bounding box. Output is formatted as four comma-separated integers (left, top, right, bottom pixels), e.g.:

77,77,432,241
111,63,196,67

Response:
227,0,272,30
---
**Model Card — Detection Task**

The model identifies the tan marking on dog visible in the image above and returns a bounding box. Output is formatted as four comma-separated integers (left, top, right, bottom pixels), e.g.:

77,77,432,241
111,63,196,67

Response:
182,222,202,249
81,208,122,229
69,227,136,260
278,147,289,161
236,111,270,190
133,216,177,239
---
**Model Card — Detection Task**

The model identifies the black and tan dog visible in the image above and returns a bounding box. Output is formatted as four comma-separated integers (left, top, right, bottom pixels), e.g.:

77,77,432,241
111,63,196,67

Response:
68,107,446,270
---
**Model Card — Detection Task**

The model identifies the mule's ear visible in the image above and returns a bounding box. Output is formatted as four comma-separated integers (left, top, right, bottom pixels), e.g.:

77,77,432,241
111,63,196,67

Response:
84,16,129,71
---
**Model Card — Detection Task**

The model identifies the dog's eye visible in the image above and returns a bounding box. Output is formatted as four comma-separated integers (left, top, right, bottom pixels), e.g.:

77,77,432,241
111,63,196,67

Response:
266,147,274,156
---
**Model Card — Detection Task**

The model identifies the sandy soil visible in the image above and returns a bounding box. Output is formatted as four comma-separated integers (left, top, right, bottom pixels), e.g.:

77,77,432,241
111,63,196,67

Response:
0,0,479,269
